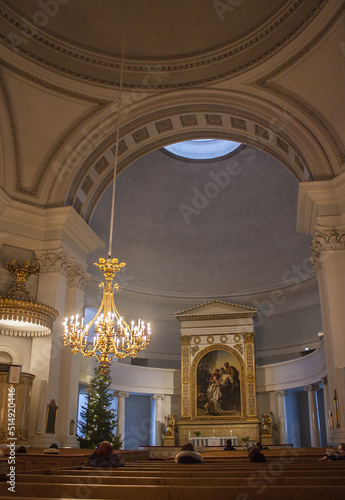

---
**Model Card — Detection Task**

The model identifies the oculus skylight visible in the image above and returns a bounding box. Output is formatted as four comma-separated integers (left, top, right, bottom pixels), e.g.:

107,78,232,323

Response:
164,139,241,160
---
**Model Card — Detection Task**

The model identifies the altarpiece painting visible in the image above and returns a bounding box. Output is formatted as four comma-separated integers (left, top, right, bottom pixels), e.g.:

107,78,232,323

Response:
197,349,241,416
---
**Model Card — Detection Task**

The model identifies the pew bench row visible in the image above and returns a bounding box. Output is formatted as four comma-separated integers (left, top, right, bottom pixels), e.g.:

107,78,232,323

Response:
11,474,345,486
16,468,345,480
1,484,345,500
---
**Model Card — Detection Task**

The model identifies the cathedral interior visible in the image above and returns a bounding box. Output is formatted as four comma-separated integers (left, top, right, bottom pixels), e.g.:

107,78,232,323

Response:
0,0,344,450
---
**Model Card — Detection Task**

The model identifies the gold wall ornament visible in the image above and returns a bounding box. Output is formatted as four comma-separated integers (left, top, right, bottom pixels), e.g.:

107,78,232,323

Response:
329,410,334,430
63,257,151,373
0,369,35,444
0,259,58,337
334,389,341,428
191,345,199,355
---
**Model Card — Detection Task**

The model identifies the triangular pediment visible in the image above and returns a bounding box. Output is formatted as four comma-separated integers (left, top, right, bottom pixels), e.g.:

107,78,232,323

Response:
175,300,257,321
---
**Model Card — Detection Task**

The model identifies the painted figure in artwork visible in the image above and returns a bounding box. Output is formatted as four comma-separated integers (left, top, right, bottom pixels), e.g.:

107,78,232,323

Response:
196,350,242,416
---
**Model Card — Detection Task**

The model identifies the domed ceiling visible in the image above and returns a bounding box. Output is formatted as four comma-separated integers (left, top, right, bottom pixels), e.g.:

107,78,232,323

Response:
0,0,325,87
88,144,314,298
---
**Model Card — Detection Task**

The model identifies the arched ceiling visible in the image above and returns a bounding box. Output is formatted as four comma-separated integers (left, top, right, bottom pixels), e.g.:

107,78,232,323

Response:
0,0,343,210
0,0,327,87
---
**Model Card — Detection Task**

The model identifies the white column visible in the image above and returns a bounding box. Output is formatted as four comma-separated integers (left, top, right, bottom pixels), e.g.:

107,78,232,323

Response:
116,391,129,449
305,384,321,447
33,249,89,447
275,391,288,444
298,174,345,442
56,281,86,447
27,261,68,447
151,395,165,446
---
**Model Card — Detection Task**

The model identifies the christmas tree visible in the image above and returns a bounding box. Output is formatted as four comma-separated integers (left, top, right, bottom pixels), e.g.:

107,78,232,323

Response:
78,366,122,449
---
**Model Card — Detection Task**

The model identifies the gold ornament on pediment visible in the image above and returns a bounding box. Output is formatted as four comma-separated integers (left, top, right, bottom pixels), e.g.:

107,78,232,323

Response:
191,345,199,355
244,333,254,342
220,335,228,343
234,334,241,342
194,336,201,344
0,374,9,383
181,335,191,346
207,335,214,344
234,343,244,355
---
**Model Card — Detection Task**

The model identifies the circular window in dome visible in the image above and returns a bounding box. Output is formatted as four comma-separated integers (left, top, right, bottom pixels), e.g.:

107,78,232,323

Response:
163,139,242,161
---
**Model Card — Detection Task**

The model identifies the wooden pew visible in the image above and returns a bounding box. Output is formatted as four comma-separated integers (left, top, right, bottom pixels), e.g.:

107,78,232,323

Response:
10,473,345,486
1,483,345,500
1,447,344,500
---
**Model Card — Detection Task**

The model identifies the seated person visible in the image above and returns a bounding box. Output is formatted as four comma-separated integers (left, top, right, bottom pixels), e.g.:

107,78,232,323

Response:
88,441,124,468
43,443,60,454
175,443,203,463
224,439,236,451
17,446,27,453
248,445,266,462
319,443,345,461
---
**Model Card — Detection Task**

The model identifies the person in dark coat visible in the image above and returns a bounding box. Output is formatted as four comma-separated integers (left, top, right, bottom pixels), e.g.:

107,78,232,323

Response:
224,439,237,451
248,445,266,462
175,443,203,463
88,441,124,468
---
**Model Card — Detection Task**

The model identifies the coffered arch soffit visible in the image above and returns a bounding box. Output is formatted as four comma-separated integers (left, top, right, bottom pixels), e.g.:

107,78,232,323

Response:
49,91,336,221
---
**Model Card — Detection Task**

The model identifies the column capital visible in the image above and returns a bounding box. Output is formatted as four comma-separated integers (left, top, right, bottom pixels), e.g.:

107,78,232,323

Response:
304,384,320,392
34,247,89,290
151,394,164,401
115,391,129,399
311,226,345,269
275,391,288,397
180,335,191,346
321,376,328,386
244,332,255,343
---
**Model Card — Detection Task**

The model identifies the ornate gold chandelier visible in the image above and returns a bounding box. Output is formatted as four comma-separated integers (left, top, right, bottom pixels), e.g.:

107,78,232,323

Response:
63,258,151,372
62,43,151,373
0,259,58,337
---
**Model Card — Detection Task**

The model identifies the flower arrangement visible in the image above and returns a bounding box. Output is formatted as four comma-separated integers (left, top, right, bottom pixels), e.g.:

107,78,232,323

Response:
193,430,201,437
242,436,249,443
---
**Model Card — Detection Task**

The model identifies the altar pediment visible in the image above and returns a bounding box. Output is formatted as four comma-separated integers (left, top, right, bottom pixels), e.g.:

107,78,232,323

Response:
175,300,257,321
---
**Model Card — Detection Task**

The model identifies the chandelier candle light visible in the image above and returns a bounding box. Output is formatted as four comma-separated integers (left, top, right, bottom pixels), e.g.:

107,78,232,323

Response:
62,43,151,373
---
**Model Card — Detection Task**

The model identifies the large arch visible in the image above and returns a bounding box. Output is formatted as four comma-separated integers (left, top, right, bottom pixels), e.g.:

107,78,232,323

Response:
46,89,336,219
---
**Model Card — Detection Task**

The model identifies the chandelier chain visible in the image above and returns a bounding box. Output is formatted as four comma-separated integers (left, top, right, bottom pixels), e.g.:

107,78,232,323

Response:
108,42,126,259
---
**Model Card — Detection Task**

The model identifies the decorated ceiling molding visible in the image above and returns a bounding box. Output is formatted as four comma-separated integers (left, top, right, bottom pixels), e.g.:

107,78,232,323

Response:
0,0,329,89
